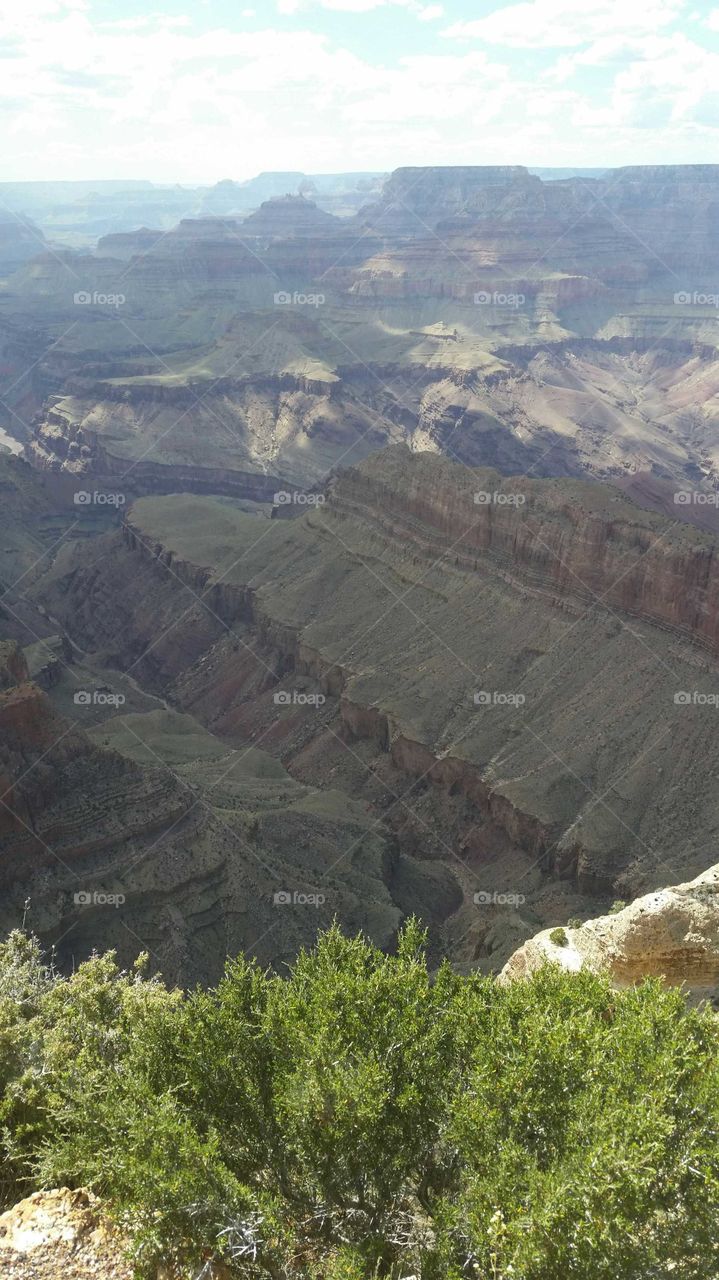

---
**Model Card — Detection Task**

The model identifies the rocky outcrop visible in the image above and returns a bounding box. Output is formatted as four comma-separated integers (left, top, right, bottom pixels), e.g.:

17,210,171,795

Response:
501,864,719,999
359,163,719,280
241,194,342,238
0,1189,132,1280
360,165,546,233
24,374,399,501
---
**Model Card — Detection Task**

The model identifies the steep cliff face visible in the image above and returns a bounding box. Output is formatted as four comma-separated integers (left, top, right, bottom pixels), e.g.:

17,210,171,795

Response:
361,165,547,233
359,163,719,278
32,447,719,970
330,449,719,656
96,227,166,260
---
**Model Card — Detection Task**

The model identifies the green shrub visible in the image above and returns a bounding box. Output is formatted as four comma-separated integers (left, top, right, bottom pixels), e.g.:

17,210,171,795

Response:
0,923,717,1278
549,927,568,946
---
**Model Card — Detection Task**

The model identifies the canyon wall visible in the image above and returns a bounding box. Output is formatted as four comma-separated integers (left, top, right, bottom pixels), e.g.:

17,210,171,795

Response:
33,448,719,968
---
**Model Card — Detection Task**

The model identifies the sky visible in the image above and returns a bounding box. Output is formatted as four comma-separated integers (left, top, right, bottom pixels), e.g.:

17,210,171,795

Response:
1,0,718,182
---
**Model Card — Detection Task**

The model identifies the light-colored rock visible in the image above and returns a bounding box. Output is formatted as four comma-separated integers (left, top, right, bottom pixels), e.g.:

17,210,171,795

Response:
501,864,719,997
0,1188,132,1278
0,1188,233,1279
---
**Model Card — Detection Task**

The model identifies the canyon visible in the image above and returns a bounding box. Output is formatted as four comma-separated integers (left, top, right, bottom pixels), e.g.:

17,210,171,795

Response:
0,164,716,525
1,164,718,984
6,445,714,974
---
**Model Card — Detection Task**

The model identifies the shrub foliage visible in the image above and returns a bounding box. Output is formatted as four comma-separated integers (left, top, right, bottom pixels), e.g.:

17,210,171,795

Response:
0,922,717,1279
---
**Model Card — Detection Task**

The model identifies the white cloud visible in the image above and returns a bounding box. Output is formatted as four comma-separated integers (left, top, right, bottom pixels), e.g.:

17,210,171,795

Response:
0,0,716,181
278,0,442,14
443,0,686,48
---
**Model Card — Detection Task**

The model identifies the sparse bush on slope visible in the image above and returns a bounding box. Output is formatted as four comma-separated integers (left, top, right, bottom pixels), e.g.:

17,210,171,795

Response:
0,921,717,1279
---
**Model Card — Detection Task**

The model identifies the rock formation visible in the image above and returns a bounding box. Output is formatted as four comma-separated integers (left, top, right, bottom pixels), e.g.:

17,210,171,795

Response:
0,1188,132,1280
501,864,719,1000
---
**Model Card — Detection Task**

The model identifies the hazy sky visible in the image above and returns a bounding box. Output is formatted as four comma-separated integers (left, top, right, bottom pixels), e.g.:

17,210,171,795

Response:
2,0,718,181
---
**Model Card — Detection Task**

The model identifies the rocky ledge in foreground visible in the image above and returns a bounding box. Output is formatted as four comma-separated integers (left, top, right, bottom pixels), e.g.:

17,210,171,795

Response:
502,863,719,1000
0,1188,232,1279
0,1189,131,1280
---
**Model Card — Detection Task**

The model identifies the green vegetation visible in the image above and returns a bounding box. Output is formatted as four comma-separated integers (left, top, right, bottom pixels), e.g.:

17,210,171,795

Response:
610,900,628,915
548,927,568,946
0,922,717,1278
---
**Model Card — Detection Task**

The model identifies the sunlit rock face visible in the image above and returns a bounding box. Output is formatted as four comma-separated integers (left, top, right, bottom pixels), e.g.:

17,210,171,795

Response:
502,864,719,1001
